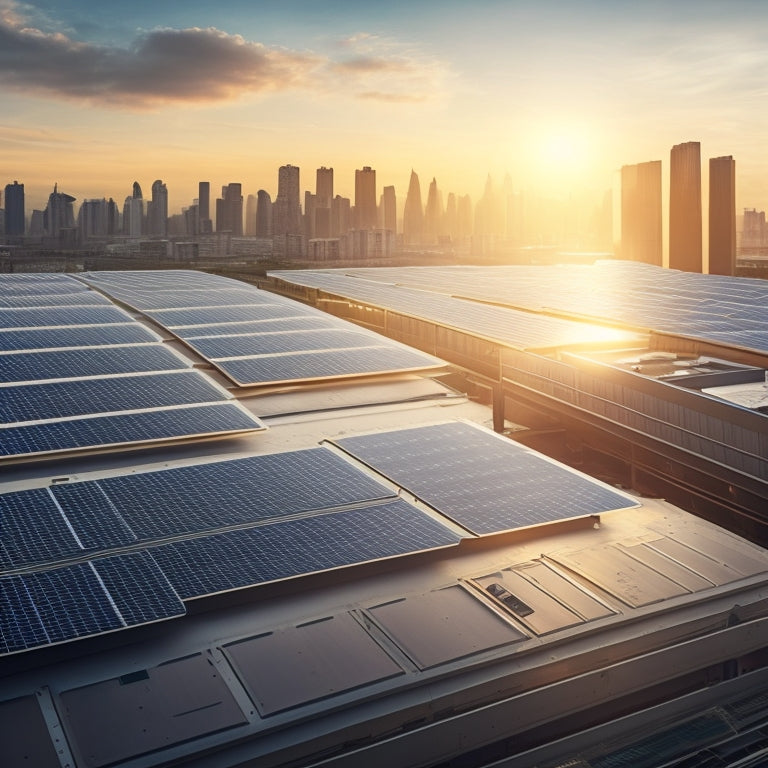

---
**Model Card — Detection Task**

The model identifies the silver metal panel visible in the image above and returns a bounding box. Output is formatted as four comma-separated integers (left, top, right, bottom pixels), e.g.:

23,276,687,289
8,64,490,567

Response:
224,612,404,716
617,541,715,592
368,585,526,670
59,653,247,768
0,695,60,768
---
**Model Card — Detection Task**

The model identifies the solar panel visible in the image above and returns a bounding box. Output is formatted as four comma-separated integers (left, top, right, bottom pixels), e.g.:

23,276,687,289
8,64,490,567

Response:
214,345,445,386
331,421,637,535
90,551,184,626
0,371,229,424
145,306,294,328
0,306,135,329
0,346,189,384
0,403,264,459
0,292,111,309
96,448,397,540
0,325,161,352
182,317,336,338
111,288,269,310
151,499,462,599
51,483,137,550
0,555,184,655
0,488,82,569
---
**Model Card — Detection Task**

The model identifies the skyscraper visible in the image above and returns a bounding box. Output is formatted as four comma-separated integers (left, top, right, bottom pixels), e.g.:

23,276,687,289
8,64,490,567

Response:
620,160,662,265
381,185,396,235
424,178,443,243
4,181,24,239
669,141,702,272
43,183,76,240
147,179,168,237
314,167,334,238
123,182,144,237
708,156,736,276
216,183,243,236
403,170,423,245
255,190,272,237
355,167,377,230
273,165,302,236
245,194,257,236
198,182,212,233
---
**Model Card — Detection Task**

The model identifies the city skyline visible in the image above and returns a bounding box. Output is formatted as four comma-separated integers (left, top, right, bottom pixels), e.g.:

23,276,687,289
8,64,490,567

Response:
3,0,768,216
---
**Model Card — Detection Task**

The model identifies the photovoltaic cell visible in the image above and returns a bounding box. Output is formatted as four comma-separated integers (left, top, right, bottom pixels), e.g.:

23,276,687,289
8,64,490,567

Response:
187,329,382,359
0,488,81,569
151,499,462,599
0,576,50,655
0,346,188,384
145,306,292,328
182,317,335,338
0,403,263,459
0,306,134,329
332,421,637,535
215,345,445,386
0,325,160,352
91,552,184,626
0,293,111,309
0,371,228,424
51,483,137,550
96,448,396,540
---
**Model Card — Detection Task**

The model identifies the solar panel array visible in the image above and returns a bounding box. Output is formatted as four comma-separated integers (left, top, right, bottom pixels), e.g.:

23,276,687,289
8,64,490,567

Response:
77,270,447,386
0,442,467,655
0,273,265,460
269,262,768,356
332,421,637,535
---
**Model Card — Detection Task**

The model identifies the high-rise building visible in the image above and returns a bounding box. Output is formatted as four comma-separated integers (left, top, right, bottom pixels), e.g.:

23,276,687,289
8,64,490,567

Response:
216,183,243,236
198,182,212,233
147,179,168,237
4,181,25,239
123,182,144,237
355,167,377,230
669,141,702,272
255,190,272,238
43,183,76,240
381,185,396,235
424,178,443,243
403,170,424,245
620,160,662,265
708,156,736,276
316,167,333,208
78,199,109,240
273,165,302,236
245,194,257,236
314,167,334,238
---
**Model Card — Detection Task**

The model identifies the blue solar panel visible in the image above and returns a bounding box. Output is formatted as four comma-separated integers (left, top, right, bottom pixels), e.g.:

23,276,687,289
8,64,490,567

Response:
0,346,188,384
214,345,445,386
51,483,137,550
187,329,380,359
0,325,160,352
0,274,87,295
22,563,122,645
117,289,272,310
0,306,134,329
151,499,463,599
182,317,334,338
0,575,50,655
96,448,396,540
0,488,81,569
0,403,263,459
91,552,184,626
146,306,292,328
0,371,228,424
332,422,637,535
0,293,111,309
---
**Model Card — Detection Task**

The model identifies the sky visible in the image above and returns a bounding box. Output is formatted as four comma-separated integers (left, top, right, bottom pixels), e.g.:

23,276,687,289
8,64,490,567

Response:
2,0,768,217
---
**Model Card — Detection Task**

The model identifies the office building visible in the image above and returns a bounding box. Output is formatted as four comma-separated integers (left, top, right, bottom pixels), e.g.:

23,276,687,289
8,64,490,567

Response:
198,181,212,233
424,177,443,243
314,167,334,238
43,183,76,240
3,180,25,239
255,190,272,238
147,179,168,237
354,166,377,230
123,182,144,237
273,165,302,237
621,160,662,265
245,194,257,236
381,184,396,234
216,183,243,236
709,155,736,276
669,141,702,272
403,169,424,245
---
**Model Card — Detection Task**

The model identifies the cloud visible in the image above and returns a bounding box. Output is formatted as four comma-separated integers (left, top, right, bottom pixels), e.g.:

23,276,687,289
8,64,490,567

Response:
0,2,449,109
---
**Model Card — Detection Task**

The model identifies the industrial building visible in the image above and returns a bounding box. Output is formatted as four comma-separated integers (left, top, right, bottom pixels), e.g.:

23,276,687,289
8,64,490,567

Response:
3,268,768,767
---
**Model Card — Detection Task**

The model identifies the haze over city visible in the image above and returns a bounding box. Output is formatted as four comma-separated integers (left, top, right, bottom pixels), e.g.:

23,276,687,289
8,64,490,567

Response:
3,0,768,217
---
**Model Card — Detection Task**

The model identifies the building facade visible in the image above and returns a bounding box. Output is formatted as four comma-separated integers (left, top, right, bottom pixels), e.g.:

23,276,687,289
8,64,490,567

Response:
669,141,702,272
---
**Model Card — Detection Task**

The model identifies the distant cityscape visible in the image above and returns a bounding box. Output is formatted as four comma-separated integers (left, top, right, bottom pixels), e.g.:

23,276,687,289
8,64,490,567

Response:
1,141,765,274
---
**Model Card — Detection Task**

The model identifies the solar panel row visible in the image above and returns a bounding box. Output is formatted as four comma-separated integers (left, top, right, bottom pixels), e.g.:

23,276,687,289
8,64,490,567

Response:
74,271,447,386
